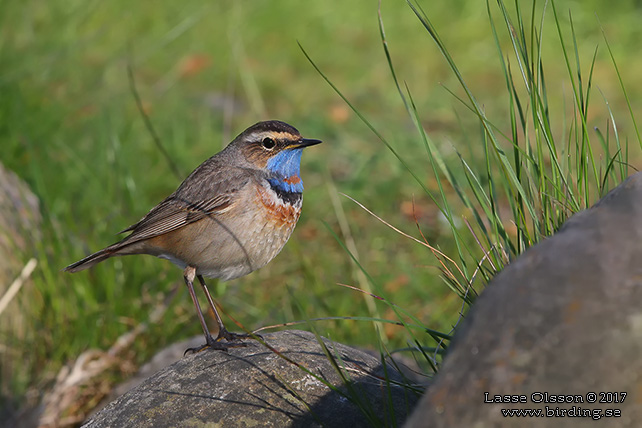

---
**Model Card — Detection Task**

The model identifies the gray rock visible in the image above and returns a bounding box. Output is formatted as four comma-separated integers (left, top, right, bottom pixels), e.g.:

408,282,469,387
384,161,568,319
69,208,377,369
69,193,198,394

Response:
0,162,41,287
0,163,41,425
405,172,642,428
0,163,42,292
85,330,419,427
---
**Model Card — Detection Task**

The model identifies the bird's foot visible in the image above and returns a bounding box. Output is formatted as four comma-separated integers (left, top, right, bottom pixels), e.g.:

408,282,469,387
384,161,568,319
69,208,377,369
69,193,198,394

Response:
183,333,247,355
217,327,262,343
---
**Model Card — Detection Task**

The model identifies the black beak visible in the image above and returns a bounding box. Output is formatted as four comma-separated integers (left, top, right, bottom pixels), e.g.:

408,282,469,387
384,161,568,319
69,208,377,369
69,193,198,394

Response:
295,138,322,148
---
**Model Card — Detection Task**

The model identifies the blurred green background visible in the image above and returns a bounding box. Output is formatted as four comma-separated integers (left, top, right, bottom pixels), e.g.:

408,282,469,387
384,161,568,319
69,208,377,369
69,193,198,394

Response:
2,0,642,419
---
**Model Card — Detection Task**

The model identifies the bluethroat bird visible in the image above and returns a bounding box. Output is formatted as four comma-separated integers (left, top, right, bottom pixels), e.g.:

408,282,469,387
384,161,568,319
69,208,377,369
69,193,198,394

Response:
64,120,321,352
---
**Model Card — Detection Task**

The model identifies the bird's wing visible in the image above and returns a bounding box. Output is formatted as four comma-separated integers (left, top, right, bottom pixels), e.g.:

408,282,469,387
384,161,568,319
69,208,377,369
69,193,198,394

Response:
117,195,231,242
118,165,255,245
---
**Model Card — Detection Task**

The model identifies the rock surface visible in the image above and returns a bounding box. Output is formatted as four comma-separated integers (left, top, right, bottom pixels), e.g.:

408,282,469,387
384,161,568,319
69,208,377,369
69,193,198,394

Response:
85,330,419,427
95,335,204,413
405,172,642,427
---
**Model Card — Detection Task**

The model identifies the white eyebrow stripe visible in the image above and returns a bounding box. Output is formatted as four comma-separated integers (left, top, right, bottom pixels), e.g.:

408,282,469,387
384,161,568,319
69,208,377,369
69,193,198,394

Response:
251,131,299,141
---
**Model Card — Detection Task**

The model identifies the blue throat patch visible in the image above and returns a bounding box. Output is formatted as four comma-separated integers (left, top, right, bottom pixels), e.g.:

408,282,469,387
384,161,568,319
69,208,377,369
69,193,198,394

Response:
266,149,304,193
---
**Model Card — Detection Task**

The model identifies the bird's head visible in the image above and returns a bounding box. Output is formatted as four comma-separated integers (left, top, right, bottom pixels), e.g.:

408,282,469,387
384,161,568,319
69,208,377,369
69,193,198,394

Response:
230,120,322,193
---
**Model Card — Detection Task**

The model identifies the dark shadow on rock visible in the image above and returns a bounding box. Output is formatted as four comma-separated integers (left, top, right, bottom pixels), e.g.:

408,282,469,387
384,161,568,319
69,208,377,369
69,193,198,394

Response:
405,172,642,428
84,330,420,427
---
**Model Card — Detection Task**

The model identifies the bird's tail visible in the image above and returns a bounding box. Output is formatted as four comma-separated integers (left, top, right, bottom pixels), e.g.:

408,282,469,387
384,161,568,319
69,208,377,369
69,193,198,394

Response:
64,246,118,273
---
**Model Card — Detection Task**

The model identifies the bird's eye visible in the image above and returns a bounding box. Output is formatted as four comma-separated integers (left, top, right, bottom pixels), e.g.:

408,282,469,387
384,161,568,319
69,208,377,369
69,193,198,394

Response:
262,137,276,150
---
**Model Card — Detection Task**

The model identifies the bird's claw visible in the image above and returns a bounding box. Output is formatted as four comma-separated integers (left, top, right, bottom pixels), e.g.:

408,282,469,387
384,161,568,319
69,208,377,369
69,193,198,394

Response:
183,330,262,355
218,328,263,342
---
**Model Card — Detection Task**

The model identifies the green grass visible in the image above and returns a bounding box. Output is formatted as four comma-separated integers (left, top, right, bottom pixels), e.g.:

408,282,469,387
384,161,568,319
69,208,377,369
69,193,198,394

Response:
1,0,641,422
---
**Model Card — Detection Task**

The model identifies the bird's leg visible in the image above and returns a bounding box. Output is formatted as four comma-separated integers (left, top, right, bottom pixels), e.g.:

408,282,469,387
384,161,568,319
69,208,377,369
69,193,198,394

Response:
195,274,227,338
183,266,235,353
197,274,260,343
